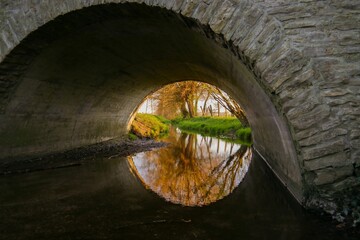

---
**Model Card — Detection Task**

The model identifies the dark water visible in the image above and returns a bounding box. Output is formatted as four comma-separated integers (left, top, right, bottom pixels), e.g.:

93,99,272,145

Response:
0,130,355,239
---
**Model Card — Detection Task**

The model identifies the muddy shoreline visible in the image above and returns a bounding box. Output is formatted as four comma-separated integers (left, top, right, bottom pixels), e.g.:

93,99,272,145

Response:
0,138,168,175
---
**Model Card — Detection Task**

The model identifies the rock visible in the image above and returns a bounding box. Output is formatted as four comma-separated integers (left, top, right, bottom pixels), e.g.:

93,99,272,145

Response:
313,165,354,185
302,138,347,160
304,151,350,171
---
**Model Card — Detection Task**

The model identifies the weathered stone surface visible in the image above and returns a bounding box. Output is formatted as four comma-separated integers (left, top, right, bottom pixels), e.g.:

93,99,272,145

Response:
299,128,347,147
295,127,320,141
314,165,354,186
304,151,351,171
221,1,252,41
290,105,330,131
286,96,319,120
352,139,360,149
327,177,360,192
302,138,347,160
231,4,263,46
321,88,350,97
281,88,314,112
245,20,283,62
355,151,360,167
208,1,236,34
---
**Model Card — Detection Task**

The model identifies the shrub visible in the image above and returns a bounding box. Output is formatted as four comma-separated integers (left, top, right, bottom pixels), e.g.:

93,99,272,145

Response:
130,113,170,139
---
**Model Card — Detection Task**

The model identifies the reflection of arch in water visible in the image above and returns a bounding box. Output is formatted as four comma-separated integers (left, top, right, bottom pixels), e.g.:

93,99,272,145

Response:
127,131,252,206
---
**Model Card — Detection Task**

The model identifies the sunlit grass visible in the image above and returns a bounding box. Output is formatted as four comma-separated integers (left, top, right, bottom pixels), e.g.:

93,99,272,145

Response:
235,127,252,143
172,117,252,144
130,113,169,139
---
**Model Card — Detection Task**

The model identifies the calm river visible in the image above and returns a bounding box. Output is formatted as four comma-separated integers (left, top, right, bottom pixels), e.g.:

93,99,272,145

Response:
0,128,355,239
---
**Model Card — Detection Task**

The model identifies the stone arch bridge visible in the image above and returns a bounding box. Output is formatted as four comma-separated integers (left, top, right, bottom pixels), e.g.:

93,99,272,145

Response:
0,0,359,208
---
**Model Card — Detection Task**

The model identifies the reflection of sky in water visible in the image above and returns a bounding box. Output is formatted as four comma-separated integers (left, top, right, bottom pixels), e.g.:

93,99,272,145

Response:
129,128,252,206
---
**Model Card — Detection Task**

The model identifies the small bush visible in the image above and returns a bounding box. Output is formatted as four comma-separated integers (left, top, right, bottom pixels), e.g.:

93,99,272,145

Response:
128,133,138,140
130,113,170,139
235,128,252,142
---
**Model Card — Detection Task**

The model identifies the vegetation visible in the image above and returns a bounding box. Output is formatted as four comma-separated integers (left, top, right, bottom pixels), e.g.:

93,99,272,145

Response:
172,117,252,144
235,127,252,143
128,133,138,140
133,81,252,143
148,81,249,127
130,113,169,139
153,81,203,119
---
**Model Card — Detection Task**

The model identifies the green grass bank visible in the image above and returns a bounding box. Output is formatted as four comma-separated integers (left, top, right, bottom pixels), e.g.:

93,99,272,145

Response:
172,117,252,144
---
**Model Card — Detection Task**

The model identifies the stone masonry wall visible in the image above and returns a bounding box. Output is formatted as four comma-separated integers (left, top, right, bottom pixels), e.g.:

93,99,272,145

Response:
254,0,360,198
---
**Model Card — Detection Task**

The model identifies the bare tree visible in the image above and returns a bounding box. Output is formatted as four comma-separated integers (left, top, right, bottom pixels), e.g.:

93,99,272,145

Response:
209,86,249,127
147,81,249,126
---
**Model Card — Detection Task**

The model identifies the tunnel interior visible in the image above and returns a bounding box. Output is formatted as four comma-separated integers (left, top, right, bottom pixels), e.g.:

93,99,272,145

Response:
0,3,303,202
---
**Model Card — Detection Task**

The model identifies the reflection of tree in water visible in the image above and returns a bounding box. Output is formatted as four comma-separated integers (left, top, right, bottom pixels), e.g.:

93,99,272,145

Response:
128,128,252,206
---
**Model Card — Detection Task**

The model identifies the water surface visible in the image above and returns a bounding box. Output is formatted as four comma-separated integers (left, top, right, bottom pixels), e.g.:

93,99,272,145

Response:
0,129,355,239
129,128,252,206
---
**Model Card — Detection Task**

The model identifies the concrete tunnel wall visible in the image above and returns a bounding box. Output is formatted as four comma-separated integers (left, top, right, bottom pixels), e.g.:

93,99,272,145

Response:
0,1,359,206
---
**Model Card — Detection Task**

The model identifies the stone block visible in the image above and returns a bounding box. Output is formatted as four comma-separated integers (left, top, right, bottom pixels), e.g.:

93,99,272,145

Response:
256,40,290,74
190,2,210,23
291,105,330,131
320,117,342,131
246,20,283,61
295,127,320,141
208,1,236,34
302,137,347,160
299,128,347,147
221,1,251,41
180,0,199,17
321,88,350,97
284,18,317,30
167,0,184,11
231,5,263,46
304,151,350,171
286,97,319,120
278,83,311,104
269,58,308,90
276,65,314,94
352,139,360,149
324,176,360,192
314,165,354,186
238,14,268,51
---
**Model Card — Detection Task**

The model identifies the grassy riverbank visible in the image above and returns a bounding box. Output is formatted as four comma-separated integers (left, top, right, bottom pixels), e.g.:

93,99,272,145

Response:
130,113,170,139
172,117,252,143
130,114,252,144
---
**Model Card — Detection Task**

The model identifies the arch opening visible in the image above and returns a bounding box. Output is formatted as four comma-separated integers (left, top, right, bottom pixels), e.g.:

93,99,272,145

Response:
0,3,303,202
127,80,253,206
